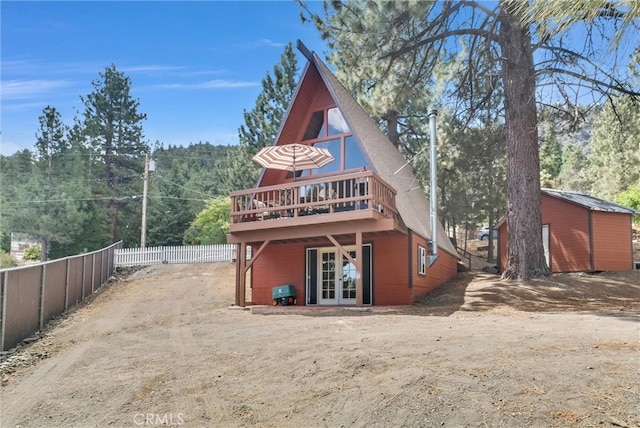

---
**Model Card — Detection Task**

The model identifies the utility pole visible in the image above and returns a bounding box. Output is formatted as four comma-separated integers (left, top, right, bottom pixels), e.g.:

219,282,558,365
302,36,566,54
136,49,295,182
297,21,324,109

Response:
141,153,150,248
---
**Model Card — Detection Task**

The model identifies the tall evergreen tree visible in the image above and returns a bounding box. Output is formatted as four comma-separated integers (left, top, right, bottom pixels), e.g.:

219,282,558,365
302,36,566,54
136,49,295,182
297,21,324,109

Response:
588,95,640,200
557,143,591,193
538,113,563,188
81,64,148,245
35,106,68,182
220,43,299,193
145,142,231,246
301,0,639,279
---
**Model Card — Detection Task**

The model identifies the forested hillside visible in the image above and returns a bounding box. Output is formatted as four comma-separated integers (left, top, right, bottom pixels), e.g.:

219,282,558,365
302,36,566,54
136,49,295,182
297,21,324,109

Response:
2,5,639,271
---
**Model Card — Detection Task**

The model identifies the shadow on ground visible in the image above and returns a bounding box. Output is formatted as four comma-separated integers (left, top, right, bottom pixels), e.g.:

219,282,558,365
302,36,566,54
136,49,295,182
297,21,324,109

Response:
415,269,640,321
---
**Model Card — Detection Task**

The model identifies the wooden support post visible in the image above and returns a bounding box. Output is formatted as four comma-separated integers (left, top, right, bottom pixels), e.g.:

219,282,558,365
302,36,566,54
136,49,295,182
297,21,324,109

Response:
356,231,363,306
235,243,244,306
234,240,270,307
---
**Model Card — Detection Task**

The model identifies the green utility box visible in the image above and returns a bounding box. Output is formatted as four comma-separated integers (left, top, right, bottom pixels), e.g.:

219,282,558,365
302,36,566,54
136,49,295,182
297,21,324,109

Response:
272,285,296,306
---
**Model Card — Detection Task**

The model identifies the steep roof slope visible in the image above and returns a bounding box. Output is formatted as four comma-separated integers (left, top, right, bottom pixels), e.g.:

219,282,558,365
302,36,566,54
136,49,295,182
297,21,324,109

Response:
311,53,458,257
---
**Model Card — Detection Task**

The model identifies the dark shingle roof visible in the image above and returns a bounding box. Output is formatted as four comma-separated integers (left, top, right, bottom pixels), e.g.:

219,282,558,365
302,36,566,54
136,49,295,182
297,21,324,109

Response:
542,188,640,214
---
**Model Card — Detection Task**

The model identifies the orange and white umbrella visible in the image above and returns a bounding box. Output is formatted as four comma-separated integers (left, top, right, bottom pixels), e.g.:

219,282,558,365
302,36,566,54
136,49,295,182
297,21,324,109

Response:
252,143,334,180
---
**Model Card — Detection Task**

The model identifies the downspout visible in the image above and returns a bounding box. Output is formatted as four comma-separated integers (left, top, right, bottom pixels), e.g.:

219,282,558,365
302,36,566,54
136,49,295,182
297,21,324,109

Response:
428,109,439,267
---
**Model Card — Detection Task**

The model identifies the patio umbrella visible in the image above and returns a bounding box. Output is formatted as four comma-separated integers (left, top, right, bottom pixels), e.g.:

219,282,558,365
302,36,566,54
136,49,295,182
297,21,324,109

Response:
252,143,335,181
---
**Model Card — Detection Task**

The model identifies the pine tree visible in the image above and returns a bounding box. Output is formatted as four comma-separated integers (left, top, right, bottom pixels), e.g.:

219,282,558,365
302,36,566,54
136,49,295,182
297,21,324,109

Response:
557,144,591,193
539,116,563,188
588,95,640,200
81,64,149,245
220,43,299,193
301,0,639,279
35,106,68,181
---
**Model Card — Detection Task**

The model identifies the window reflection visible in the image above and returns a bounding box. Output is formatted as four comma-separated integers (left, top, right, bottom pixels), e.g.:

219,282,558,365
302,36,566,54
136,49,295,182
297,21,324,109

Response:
302,111,325,141
313,139,341,174
344,136,367,170
328,107,349,135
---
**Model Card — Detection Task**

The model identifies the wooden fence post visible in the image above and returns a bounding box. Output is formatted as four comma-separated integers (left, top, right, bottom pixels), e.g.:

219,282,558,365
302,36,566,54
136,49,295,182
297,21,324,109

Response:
64,259,70,311
39,265,46,329
1,272,7,351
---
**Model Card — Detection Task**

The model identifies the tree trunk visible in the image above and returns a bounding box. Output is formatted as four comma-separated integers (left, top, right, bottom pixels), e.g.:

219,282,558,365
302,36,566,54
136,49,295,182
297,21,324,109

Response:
383,110,400,148
498,2,550,279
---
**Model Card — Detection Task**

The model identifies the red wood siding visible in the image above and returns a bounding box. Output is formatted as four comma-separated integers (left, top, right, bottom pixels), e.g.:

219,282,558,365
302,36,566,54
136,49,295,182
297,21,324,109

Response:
371,235,412,305
250,244,306,305
499,194,633,273
541,194,591,272
248,232,458,306
410,235,458,299
592,211,633,271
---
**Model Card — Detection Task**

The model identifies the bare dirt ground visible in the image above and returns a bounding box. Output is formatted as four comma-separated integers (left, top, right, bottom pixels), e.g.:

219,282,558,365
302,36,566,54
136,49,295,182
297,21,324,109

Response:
1,244,639,428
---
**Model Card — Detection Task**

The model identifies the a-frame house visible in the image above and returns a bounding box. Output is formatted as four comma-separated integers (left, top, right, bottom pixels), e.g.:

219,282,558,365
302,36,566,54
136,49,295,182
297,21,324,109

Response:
228,43,459,306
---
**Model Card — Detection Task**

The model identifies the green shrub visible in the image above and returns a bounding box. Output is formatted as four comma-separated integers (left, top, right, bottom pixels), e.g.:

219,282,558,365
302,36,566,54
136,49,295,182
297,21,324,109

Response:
616,181,640,225
23,245,42,261
0,251,17,269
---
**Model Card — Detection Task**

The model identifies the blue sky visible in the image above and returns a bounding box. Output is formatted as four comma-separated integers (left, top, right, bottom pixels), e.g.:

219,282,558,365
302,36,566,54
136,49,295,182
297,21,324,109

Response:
1,1,328,155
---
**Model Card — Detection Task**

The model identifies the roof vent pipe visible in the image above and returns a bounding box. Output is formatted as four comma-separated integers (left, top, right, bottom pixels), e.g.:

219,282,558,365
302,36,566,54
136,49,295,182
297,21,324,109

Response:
427,109,439,267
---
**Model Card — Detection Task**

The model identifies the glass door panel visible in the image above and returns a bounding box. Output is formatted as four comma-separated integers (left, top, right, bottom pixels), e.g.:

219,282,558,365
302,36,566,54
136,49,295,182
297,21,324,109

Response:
340,251,357,304
319,250,337,304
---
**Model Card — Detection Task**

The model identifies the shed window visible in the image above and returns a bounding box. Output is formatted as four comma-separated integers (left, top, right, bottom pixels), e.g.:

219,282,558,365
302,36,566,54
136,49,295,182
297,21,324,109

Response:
418,245,426,276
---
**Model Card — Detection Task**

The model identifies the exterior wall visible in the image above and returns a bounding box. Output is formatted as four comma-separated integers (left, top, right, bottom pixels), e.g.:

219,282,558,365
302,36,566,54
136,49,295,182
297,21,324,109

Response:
541,194,591,272
498,195,633,273
249,232,458,306
410,234,458,300
371,235,412,305
250,244,306,305
592,211,633,271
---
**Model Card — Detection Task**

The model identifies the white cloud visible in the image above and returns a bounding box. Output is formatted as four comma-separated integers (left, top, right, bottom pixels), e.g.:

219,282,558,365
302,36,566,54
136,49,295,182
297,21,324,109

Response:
0,140,29,156
0,101,51,112
120,65,186,73
1,79,74,100
257,38,285,48
155,80,259,90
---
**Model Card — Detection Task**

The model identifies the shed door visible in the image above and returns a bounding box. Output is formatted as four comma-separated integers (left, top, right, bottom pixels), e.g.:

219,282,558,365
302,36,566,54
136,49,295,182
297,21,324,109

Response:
542,224,550,269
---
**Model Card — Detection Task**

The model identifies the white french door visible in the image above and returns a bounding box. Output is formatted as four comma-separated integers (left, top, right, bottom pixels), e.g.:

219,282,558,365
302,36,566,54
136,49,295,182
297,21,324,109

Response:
318,247,357,305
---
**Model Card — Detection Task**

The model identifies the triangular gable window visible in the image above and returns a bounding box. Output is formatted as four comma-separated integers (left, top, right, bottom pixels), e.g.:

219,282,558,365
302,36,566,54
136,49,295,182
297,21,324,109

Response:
297,107,368,177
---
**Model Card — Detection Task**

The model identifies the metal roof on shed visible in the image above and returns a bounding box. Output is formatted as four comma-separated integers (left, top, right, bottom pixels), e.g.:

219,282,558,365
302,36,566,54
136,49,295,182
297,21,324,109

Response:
542,188,640,214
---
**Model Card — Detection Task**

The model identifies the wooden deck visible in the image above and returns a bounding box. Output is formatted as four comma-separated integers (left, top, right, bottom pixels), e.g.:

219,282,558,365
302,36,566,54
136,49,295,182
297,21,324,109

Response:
229,170,402,242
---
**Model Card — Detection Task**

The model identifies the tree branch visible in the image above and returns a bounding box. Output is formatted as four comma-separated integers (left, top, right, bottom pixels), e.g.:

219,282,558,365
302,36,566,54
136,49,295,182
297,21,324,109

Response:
536,67,640,97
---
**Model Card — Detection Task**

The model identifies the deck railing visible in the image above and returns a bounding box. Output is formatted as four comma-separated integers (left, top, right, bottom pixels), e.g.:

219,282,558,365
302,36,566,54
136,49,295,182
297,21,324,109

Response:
230,170,397,224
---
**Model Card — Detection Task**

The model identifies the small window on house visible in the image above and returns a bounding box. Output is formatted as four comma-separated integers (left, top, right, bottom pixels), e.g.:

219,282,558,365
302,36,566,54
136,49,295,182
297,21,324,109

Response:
302,111,325,141
418,245,426,276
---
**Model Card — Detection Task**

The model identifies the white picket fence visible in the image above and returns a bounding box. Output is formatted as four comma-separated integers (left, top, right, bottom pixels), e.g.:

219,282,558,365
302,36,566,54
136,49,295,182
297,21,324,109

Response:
115,244,249,267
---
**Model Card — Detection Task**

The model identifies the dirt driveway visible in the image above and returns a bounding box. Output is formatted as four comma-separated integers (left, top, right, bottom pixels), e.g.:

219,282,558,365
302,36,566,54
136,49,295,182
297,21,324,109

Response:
1,262,638,428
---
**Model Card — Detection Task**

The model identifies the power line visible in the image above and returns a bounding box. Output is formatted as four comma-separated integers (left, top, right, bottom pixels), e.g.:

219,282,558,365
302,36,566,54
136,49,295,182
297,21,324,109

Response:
1,196,142,206
154,174,215,199
1,195,212,206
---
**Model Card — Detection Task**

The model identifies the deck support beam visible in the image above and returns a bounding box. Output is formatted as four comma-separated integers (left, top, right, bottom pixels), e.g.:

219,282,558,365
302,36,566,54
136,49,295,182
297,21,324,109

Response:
234,240,271,307
235,242,247,307
327,232,363,306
